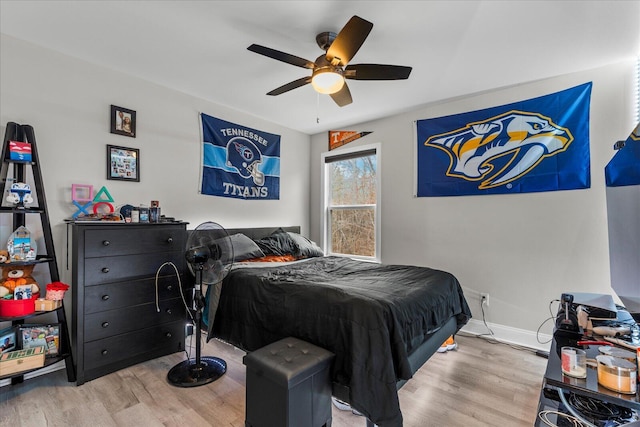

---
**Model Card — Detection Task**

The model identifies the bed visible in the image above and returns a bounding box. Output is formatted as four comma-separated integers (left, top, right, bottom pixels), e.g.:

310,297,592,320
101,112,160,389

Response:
203,226,471,427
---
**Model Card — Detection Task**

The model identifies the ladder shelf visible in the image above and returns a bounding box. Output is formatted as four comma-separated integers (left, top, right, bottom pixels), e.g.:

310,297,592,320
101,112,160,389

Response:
0,122,75,384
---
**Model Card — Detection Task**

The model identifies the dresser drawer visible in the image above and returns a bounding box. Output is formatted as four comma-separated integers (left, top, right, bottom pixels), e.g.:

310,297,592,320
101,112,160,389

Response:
84,321,184,371
84,275,188,314
83,251,184,286
84,298,186,341
83,226,185,258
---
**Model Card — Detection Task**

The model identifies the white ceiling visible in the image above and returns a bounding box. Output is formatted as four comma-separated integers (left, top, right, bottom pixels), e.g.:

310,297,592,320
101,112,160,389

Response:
1,1,639,135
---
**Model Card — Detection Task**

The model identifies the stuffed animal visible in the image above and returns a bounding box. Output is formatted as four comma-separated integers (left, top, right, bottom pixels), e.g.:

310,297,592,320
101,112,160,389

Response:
0,250,9,263
1,264,39,295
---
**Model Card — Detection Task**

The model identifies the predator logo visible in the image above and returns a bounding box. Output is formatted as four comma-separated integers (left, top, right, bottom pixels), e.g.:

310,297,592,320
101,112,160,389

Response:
425,112,573,189
631,122,640,141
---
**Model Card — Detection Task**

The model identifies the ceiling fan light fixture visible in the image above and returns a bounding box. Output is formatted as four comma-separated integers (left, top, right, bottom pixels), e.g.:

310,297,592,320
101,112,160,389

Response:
311,67,344,94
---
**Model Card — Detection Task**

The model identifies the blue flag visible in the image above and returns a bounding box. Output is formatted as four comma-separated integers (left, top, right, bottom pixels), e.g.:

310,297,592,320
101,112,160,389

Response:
605,122,640,187
200,113,280,200
416,83,592,197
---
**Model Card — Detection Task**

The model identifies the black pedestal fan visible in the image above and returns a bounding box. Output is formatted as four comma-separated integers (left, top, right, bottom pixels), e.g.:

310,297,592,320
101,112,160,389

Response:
167,221,235,387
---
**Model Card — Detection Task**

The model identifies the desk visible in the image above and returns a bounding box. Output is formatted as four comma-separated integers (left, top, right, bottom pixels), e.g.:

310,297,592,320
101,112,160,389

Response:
535,332,640,426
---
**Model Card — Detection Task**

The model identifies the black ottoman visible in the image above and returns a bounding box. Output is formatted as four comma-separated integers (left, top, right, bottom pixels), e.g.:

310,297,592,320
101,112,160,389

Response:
243,337,334,427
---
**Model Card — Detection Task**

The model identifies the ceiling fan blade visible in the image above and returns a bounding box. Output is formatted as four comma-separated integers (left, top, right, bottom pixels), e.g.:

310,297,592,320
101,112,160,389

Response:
330,82,353,107
266,76,312,96
248,44,315,69
344,64,412,80
326,16,373,66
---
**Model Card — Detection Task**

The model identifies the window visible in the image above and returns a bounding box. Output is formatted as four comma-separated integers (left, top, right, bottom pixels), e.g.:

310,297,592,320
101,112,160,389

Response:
321,143,380,261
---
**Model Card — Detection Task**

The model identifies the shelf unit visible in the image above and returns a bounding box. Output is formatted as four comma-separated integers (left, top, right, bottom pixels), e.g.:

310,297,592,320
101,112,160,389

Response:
0,122,75,384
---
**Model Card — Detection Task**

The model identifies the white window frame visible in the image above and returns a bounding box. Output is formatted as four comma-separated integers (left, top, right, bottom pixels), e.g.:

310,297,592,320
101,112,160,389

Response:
320,142,381,263
636,56,639,123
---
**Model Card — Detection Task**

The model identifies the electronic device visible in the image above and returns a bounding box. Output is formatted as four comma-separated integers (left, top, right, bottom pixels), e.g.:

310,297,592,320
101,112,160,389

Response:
618,295,640,322
246,16,412,107
167,221,235,388
571,292,618,319
556,293,580,333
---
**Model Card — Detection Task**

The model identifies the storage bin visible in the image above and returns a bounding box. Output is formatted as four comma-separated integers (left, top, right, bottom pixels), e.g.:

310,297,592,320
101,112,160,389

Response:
0,293,39,317
35,298,61,311
243,336,334,427
0,345,45,376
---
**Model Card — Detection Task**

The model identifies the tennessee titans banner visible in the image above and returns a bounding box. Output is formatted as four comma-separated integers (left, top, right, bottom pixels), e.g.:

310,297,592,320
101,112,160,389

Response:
200,113,280,200
416,83,592,197
605,122,640,187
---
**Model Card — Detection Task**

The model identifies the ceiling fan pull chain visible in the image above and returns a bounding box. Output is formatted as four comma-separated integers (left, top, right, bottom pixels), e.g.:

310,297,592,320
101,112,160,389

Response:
316,92,320,124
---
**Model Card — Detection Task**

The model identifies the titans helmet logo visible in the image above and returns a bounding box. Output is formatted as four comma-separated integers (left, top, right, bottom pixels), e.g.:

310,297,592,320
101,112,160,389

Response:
425,112,573,189
226,137,265,186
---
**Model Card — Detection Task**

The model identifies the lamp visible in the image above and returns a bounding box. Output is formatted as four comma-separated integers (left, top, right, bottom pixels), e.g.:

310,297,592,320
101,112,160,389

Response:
311,67,345,94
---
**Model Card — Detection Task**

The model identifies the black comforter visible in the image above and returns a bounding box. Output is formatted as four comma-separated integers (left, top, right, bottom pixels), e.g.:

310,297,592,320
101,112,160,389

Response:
209,256,471,426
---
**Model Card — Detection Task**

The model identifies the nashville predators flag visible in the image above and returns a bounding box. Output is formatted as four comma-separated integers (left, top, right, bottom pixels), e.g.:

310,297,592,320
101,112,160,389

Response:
605,122,640,187
416,83,592,197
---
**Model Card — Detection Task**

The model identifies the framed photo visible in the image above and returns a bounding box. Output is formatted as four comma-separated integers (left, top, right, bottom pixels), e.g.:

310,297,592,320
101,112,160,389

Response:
107,144,140,182
19,324,60,357
0,326,17,354
110,105,136,138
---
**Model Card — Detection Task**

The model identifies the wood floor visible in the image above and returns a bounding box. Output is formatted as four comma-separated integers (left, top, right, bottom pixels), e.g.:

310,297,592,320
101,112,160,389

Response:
0,333,547,427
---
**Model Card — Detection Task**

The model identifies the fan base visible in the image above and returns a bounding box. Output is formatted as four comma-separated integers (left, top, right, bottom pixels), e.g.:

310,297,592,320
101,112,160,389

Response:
167,356,227,387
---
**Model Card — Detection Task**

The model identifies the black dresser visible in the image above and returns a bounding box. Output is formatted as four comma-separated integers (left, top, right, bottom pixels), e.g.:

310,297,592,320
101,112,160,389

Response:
70,222,189,385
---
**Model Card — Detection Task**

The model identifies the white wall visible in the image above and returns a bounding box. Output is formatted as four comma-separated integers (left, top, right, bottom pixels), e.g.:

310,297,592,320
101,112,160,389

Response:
310,60,638,340
0,34,311,287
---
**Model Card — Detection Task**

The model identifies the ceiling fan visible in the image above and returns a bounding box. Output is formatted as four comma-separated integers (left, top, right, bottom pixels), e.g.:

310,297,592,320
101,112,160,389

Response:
247,15,412,107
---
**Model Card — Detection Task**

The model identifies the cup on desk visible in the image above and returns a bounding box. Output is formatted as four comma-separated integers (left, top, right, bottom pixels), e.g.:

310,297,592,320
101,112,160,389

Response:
561,346,587,378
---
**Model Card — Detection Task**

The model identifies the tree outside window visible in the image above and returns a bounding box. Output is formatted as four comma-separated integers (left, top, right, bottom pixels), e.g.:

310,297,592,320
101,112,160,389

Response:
326,150,377,258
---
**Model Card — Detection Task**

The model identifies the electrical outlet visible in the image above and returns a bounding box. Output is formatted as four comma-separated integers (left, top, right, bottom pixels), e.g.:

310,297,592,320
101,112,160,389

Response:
480,293,489,307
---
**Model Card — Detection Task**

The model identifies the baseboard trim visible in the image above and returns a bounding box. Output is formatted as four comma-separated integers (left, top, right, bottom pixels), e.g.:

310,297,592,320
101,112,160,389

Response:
461,319,552,352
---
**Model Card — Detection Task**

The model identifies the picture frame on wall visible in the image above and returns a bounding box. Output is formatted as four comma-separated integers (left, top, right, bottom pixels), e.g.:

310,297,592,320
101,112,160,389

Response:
0,326,17,354
18,324,60,357
107,144,140,182
110,105,136,138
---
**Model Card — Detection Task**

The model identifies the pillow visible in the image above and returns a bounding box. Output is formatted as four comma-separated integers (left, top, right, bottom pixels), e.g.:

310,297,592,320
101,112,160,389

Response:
229,233,265,261
241,254,298,263
287,232,324,258
254,228,300,256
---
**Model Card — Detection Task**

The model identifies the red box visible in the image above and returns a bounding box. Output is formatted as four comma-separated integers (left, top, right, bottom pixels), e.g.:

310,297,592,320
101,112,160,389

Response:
8,141,32,162
0,293,39,317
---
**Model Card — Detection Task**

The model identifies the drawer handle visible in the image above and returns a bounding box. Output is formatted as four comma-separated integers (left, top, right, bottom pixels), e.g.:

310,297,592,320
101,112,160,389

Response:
102,240,110,246
101,295,110,301
166,237,173,244
165,309,172,315
166,285,173,291
101,350,108,356
101,267,110,273
165,332,172,338
102,322,109,328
